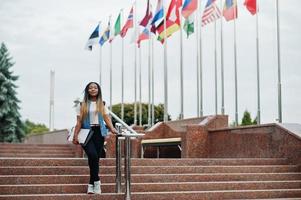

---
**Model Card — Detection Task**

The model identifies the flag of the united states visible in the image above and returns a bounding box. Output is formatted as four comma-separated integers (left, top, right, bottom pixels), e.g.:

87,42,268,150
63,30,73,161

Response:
201,0,221,26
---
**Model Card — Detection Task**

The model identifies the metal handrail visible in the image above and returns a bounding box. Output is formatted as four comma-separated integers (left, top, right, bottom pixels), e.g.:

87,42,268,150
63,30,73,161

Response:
109,110,138,135
109,110,144,200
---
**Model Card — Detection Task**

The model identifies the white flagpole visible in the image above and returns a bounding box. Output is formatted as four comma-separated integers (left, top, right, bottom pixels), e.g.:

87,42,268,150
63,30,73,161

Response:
196,11,200,117
256,0,261,124
234,10,238,126
199,0,203,117
99,21,102,86
121,9,125,121
139,46,142,126
276,0,282,123
220,0,225,115
134,2,138,125
99,47,102,86
214,20,218,115
49,70,55,131
148,33,151,126
180,15,184,120
163,1,168,122
151,34,155,125
109,16,113,110
148,2,152,127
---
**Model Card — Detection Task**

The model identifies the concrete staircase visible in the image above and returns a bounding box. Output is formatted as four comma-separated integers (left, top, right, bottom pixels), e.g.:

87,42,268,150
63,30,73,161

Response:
0,143,77,158
0,144,301,200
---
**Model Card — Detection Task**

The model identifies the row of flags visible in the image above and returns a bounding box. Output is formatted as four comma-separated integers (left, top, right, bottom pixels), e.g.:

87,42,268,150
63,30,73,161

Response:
85,0,257,50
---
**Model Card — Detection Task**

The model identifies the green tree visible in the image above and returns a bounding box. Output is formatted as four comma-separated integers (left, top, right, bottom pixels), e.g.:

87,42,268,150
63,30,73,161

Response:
0,43,25,142
241,110,257,126
111,103,170,126
23,119,49,135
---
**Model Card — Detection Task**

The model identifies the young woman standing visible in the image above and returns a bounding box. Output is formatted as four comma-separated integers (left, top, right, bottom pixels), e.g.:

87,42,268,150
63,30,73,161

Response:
73,82,117,194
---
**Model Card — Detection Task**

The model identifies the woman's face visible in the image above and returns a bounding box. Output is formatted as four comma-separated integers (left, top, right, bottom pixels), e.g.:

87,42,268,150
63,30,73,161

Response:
88,83,99,97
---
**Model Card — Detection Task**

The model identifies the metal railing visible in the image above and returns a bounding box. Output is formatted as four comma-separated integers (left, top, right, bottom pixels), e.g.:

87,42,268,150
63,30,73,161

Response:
109,110,144,200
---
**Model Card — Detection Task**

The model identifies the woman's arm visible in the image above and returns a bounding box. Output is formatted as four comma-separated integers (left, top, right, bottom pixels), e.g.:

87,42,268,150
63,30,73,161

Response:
72,116,81,144
103,114,117,134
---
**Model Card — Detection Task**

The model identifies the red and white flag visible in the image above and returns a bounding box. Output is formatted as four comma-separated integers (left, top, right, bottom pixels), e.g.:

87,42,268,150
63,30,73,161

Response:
244,0,257,15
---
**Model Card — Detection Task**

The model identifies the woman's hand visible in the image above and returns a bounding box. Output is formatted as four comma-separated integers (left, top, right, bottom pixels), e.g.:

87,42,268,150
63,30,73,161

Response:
72,135,79,145
110,127,118,135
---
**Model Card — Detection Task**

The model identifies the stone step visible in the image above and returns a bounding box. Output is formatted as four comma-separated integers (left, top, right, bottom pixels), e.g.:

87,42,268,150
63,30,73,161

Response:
1,173,301,185
0,145,73,150
0,153,75,158
0,158,289,166
0,193,122,200
0,189,301,200
100,158,290,166
238,198,301,200
1,181,301,195
0,158,88,166
1,165,298,175
0,147,74,152
0,144,72,147
0,149,75,153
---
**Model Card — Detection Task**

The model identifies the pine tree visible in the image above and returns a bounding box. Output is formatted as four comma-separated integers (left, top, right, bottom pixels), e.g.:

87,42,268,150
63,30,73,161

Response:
241,110,257,126
0,43,25,142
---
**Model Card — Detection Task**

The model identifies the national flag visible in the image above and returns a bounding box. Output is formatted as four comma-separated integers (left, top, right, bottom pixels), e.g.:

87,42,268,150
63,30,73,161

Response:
99,21,110,46
85,24,100,51
109,13,121,42
156,0,182,43
244,0,257,15
130,29,137,44
183,14,194,38
223,0,238,21
166,0,182,25
201,0,221,26
181,0,197,19
121,7,134,38
114,13,121,36
140,0,153,27
150,0,164,33
137,27,150,48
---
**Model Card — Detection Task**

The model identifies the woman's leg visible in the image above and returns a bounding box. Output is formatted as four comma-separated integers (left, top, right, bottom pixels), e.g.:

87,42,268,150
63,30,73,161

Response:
82,131,100,184
92,127,105,159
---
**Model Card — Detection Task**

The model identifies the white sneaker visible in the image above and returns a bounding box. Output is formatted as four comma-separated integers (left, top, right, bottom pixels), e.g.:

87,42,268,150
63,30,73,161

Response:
87,184,94,194
94,180,102,194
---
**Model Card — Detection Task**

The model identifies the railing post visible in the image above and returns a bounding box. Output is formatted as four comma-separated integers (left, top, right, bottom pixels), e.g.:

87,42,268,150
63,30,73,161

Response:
115,123,122,193
124,136,131,200
110,111,144,199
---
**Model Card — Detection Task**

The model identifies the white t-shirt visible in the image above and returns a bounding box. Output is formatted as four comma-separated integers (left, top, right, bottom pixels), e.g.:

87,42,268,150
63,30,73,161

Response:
76,102,109,125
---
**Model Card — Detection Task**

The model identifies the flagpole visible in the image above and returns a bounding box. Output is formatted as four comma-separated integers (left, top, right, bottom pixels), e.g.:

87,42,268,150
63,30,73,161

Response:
99,46,102,86
134,2,138,125
220,0,225,115
276,0,282,123
139,46,142,126
256,0,261,124
214,21,218,115
148,32,151,126
121,9,125,121
199,0,203,117
163,1,168,122
109,16,113,110
234,12,238,126
180,15,184,120
49,70,55,131
151,34,155,126
196,11,200,117
99,21,102,86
